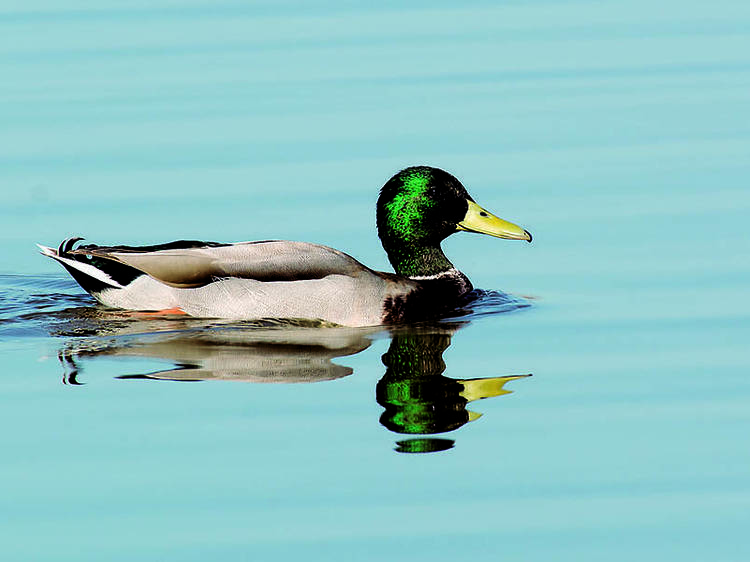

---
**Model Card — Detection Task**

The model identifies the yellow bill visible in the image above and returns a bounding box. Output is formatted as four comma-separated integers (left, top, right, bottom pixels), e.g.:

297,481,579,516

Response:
457,200,532,242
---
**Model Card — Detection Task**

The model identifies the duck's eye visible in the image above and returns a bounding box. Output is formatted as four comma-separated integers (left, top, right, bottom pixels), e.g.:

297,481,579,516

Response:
479,211,488,217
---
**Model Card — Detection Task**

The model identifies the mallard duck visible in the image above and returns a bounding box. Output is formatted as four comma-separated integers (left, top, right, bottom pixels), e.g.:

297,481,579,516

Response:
39,166,531,326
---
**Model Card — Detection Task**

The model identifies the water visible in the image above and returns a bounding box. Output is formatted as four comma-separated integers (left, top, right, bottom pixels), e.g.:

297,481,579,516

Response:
2,1,750,560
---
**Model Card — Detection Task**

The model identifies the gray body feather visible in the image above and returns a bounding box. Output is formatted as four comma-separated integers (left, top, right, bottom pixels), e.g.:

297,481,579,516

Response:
75,241,366,288
44,240,420,327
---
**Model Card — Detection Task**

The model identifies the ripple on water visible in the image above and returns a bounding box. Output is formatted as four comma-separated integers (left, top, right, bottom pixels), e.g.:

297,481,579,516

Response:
0,274,94,337
449,288,531,321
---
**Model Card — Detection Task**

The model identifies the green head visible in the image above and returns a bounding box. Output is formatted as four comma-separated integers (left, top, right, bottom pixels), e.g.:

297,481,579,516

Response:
376,166,531,277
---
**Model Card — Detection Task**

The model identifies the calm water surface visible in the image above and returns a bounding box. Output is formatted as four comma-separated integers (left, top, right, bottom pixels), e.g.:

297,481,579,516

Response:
2,1,750,560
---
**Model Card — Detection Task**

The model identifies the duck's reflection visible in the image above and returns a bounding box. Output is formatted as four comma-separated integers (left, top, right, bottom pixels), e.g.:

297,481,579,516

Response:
60,325,375,384
54,310,529,453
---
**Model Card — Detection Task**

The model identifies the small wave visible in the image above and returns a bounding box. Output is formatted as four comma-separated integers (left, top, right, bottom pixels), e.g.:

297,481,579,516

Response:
0,274,95,337
446,288,532,322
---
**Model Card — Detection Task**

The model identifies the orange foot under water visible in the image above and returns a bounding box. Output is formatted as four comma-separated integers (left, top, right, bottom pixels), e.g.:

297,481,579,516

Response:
131,307,188,317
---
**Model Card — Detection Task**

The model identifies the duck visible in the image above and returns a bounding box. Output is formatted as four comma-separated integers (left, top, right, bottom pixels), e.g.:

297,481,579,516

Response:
38,166,531,327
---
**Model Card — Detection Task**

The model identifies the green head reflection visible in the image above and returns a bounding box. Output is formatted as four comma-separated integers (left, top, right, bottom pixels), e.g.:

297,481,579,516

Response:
395,438,455,454
377,329,529,453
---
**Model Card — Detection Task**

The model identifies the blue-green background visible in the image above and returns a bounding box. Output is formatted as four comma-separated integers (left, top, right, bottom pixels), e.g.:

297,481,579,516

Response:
1,1,749,560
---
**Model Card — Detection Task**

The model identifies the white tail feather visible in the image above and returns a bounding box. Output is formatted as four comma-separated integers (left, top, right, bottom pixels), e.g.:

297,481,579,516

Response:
36,244,57,257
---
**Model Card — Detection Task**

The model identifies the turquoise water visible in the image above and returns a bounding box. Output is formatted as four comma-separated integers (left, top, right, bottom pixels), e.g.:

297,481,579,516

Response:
2,1,750,559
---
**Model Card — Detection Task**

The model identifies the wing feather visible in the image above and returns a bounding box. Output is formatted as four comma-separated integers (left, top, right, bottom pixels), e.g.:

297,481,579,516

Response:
69,241,369,288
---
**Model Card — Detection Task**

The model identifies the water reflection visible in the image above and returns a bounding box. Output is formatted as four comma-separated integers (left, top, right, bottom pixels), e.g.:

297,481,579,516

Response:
48,291,530,453
378,328,529,453
59,325,375,384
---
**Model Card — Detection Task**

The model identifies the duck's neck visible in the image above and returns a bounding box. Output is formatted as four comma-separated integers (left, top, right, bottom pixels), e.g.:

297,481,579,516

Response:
384,241,456,278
